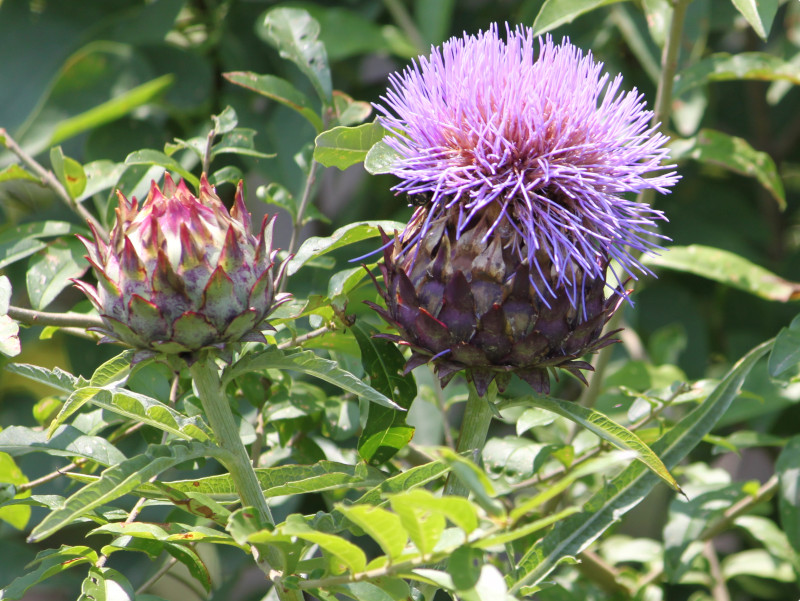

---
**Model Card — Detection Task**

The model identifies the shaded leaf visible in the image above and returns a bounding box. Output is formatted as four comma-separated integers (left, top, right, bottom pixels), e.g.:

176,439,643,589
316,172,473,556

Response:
0,546,97,601
124,149,199,188
0,221,89,270
282,513,367,573
314,122,386,170
730,0,778,41
533,0,623,35
354,461,450,506
777,436,800,561
643,245,800,302
674,52,800,98
769,313,800,377
26,237,88,310
0,425,126,466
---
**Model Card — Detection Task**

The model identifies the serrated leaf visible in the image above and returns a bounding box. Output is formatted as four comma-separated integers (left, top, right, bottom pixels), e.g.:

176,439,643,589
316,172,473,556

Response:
352,322,416,464
0,546,98,601
337,504,407,560
364,139,401,175
26,237,88,310
0,425,126,466
29,442,226,542
258,7,332,103
519,396,681,492
225,347,401,410
124,149,199,188
510,339,772,592
0,221,89,270
314,122,386,170
643,245,800,302
730,0,778,41
769,314,800,377
532,0,623,35
670,129,785,208
223,72,323,133
282,513,367,573
287,220,405,275
4,362,78,392
674,52,800,98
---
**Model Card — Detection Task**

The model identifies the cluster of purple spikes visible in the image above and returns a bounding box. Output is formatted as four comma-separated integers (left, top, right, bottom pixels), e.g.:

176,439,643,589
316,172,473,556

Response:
376,25,679,307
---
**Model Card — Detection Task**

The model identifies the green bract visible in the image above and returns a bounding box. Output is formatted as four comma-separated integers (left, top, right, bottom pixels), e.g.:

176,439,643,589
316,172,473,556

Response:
75,174,290,357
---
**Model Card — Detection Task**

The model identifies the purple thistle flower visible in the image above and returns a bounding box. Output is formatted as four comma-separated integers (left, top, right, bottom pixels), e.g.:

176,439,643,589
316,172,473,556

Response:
376,25,679,305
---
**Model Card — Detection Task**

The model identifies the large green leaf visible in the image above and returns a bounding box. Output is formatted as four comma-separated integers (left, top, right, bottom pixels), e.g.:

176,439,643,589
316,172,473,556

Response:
25,237,88,310
0,425,126,466
353,322,416,464
225,347,401,410
730,0,778,41
223,71,323,133
514,396,681,492
314,122,386,170
4,362,78,393
510,339,772,592
0,221,89,270
364,139,401,175
337,503,407,560
532,0,624,35
673,52,800,98
670,129,785,208
28,442,226,542
286,220,405,275
643,245,800,302
257,7,332,104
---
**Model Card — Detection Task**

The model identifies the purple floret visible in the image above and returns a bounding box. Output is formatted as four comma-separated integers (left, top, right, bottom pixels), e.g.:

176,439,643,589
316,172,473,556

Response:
375,25,679,307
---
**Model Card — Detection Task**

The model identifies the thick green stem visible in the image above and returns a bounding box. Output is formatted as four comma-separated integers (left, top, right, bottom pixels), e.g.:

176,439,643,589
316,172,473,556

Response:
444,380,496,497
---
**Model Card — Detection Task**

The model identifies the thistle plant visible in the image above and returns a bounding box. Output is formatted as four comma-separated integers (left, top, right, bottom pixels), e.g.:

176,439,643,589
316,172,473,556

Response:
371,28,679,396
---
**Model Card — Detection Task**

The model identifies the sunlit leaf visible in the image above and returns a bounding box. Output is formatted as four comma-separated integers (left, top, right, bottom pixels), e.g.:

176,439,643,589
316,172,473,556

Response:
533,0,623,35
364,139,401,175
337,504,407,560
25,237,88,310
0,221,89,270
282,513,367,573
0,425,126,466
124,149,199,188
314,122,386,170
674,52,800,98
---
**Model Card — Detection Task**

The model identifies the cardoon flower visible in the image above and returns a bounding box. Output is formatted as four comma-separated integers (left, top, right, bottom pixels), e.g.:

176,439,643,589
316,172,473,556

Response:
74,174,290,359
368,26,678,395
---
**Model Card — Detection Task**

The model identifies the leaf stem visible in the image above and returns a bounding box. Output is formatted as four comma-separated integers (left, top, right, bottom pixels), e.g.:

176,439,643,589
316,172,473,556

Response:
443,379,496,497
0,128,109,242
7,305,105,330
282,158,321,293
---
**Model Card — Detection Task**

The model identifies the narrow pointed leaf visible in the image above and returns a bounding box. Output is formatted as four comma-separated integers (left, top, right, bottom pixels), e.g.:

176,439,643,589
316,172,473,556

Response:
730,0,778,40
533,0,623,35
0,546,98,601
282,514,367,573
124,149,199,188
674,52,800,98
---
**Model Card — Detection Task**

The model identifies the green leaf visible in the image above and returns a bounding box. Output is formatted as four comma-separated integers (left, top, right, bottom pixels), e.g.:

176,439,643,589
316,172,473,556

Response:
769,314,800,377
730,0,778,41
78,567,135,601
4,362,78,392
49,146,87,199
389,493,445,556
0,221,89,270
287,220,405,276
352,322,416,464
225,347,401,410
78,160,126,203
643,245,800,302
670,129,785,208
139,461,384,501
354,460,450,506
282,513,367,573
519,395,681,493
0,546,98,601
722,549,795,582
337,504,407,560
0,425,126,466
314,122,386,170
0,452,29,529
533,0,623,35
258,7,332,104
28,442,226,542
25,237,88,310
777,436,800,561
211,128,275,161
0,164,38,184
364,139,401,175
49,75,174,147
223,72,323,133
674,52,800,98
90,521,236,546
510,339,772,592
164,543,213,592
90,350,135,388
124,150,199,188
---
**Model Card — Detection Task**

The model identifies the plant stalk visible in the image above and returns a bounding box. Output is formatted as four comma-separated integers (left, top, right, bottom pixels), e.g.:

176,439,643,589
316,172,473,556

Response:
444,379,496,497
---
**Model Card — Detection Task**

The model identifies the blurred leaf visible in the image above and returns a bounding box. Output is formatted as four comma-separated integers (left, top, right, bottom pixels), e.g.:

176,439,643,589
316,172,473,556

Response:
642,0,672,47
140,461,384,501
353,322,416,464
282,513,367,573
29,441,226,542
415,0,455,45
483,437,554,482
90,521,235,546
674,52,800,98
670,129,785,208
0,546,97,601
25,237,88,310
475,507,580,550
337,504,406,560
515,408,556,436
0,425,126,466
0,164,38,184
332,91,372,127
212,105,238,135
0,221,89,270
223,72,323,133
287,220,405,275
0,315,20,357
644,245,800,302
769,313,800,377
78,567,134,601
90,350,134,388
49,74,173,148
124,149,199,188
777,436,800,560
0,275,9,315
0,452,29,530
389,492,445,555
721,549,795,582
303,6,389,61
518,395,681,493
211,128,275,160
734,515,798,567
511,339,772,591
364,139,401,175
533,0,624,35
730,0,778,40
258,8,332,104
314,122,386,170
78,160,125,202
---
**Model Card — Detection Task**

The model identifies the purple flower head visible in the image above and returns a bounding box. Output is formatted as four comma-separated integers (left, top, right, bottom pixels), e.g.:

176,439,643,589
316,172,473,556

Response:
375,25,679,307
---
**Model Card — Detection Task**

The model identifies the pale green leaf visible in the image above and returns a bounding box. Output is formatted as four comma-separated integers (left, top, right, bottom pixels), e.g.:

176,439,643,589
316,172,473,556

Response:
314,122,386,170
769,314,800,377
533,0,623,35
337,504,407,560
0,315,20,357
282,513,367,573
4,362,78,393
354,460,450,506
364,139,401,175
0,425,126,466
730,0,778,40
49,146,86,200
674,52,800,98
0,221,89,270
777,436,800,560
26,237,88,310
